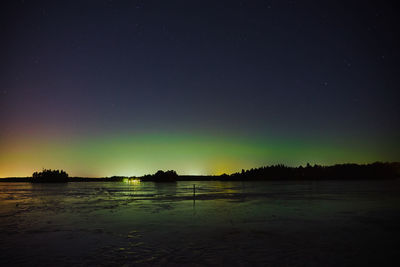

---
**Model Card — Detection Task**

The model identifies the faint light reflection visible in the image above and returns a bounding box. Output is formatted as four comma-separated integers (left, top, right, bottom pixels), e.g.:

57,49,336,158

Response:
124,178,141,185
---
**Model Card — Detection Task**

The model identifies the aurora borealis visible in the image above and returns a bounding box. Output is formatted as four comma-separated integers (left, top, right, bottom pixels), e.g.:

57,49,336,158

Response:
1,0,399,177
1,130,398,177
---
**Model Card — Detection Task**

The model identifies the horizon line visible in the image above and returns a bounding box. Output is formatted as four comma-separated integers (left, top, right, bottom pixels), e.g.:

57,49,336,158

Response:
1,161,399,179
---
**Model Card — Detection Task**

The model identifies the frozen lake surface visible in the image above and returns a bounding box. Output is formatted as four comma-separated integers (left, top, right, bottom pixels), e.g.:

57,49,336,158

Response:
1,180,400,266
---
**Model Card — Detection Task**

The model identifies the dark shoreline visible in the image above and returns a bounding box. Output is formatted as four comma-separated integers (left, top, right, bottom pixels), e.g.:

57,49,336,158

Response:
2,162,399,182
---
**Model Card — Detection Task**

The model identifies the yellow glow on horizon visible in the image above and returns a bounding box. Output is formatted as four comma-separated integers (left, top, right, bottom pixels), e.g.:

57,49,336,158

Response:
0,131,393,178
210,159,243,175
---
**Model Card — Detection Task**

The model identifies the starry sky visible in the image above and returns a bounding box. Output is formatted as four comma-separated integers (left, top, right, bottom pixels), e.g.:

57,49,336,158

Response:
1,0,399,177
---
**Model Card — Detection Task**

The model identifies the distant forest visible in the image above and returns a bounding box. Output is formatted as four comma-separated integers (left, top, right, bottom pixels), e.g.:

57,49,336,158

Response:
227,162,400,181
83,162,400,182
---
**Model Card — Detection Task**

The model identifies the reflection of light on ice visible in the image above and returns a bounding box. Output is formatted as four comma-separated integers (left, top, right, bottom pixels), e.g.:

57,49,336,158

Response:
123,178,141,184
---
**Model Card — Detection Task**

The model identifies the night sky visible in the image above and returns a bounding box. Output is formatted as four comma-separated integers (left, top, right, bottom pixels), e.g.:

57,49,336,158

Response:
1,0,399,177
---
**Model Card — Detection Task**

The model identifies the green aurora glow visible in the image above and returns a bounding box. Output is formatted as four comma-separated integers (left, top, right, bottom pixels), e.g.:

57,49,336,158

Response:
0,132,396,177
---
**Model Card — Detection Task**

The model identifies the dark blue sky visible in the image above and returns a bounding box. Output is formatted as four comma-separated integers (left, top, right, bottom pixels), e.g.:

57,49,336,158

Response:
1,0,399,176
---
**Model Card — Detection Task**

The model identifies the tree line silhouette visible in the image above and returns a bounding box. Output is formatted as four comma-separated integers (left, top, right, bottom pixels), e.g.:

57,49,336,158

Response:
127,162,399,181
24,162,399,183
228,162,399,181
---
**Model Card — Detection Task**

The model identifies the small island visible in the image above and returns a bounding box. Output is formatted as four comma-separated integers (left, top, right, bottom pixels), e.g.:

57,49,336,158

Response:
141,170,178,182
31,169,69,183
